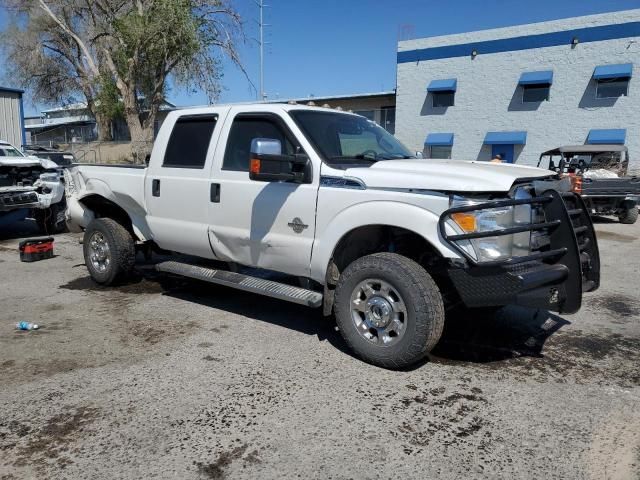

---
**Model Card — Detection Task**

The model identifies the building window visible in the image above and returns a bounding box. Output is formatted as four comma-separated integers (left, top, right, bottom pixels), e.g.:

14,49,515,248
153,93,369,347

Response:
426,145,452,159
380,107,395,134
354,110,375,121
432,92,455,108
427,78,457,108
596,78,629,99
522,84,550,103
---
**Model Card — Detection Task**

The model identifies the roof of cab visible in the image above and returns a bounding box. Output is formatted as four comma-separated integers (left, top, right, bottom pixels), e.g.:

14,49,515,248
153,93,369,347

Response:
171,103,361,116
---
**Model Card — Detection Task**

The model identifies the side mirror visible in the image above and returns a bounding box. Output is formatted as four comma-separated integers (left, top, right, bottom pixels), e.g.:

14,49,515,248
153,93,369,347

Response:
144,153,151,165
249,138,311,184
415,151,424,159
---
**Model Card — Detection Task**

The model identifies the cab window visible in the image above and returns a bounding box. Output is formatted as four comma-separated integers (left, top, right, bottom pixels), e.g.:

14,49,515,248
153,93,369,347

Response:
222,116,296,172
163,115,217,168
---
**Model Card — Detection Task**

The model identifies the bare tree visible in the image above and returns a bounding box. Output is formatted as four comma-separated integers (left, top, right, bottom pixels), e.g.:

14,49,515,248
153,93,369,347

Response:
2,0,248,155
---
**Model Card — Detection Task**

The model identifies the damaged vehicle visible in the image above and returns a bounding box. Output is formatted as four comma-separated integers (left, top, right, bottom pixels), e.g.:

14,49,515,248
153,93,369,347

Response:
538,145,640,224
65,104,600,369
0,140,66,233
23,144,76,168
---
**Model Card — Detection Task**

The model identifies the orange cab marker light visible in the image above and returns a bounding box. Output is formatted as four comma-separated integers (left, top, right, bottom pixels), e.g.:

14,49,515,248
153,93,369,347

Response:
569,174,583,194
451,212,477,232
250,158,261,174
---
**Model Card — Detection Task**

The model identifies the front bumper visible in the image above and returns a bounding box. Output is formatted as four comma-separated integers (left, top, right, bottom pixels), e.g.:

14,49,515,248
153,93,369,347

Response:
441,191,600,314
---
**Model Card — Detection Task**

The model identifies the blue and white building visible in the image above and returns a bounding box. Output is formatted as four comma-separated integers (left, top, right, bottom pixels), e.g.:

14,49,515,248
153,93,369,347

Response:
395,9,640,168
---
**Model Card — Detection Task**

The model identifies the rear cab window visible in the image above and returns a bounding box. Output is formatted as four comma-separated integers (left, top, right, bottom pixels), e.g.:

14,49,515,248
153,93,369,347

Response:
163,115,218,168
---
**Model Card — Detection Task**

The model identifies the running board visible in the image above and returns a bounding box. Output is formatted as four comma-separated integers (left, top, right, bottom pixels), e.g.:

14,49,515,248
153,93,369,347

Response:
155,261,323,308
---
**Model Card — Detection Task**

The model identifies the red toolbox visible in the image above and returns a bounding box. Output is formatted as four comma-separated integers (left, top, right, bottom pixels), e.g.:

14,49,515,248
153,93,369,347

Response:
19,237,54,262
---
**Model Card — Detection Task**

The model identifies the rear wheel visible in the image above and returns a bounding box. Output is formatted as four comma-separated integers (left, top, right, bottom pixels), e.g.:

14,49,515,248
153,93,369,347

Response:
334,252,445,369
83,218,135,285
618,204,638,224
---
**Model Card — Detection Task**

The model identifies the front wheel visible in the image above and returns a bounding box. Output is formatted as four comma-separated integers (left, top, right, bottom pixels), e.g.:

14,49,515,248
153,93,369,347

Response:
334,252,445,369
83,218,135,285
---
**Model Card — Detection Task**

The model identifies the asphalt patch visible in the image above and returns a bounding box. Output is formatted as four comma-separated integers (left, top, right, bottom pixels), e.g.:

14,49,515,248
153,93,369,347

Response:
589,294,640,319
596,230,637,243
194,444,257,479
393,384,492,452
59,275,165,295
6,405,100,471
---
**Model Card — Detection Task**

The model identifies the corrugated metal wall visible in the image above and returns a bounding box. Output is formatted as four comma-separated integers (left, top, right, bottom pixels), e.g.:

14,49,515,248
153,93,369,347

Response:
0,91,23,147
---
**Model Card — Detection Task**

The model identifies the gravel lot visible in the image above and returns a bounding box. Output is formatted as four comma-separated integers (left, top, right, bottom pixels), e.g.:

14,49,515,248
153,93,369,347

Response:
0,218,639,479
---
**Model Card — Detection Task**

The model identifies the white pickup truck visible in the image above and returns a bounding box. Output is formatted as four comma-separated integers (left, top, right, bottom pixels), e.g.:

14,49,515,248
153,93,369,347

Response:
65,104,600,368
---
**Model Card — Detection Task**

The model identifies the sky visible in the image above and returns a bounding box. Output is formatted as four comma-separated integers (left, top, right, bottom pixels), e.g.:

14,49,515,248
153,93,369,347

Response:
1,0,639,115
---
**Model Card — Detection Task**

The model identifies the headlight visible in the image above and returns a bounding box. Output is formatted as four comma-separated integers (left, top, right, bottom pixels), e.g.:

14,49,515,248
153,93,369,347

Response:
445,194,533,262
39,172,60,182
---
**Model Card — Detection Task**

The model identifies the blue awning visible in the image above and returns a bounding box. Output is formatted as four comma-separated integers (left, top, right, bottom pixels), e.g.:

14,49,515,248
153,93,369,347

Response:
593,63,633,80
484,131,527,145
586,129,626,144
519,70,554,85
425,133,454,146
427,78,457,92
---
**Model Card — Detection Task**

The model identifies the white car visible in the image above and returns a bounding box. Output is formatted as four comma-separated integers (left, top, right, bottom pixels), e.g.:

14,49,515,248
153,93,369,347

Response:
64,104,600,368
0,141,66,232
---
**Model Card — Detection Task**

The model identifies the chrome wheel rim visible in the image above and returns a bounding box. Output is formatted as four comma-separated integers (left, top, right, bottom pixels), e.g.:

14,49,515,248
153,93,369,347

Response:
350,279,407,346
89,232,111,273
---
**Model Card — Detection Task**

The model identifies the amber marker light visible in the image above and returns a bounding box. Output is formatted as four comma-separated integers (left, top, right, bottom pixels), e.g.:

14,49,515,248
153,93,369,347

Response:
451,212,477,232
250,158,261,174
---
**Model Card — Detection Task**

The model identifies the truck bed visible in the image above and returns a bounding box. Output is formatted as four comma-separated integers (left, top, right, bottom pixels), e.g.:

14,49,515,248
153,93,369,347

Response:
70,163,148,218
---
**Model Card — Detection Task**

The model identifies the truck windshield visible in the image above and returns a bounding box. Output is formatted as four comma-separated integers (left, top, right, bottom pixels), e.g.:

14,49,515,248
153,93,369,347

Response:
290,110,414,165
0,145,24,157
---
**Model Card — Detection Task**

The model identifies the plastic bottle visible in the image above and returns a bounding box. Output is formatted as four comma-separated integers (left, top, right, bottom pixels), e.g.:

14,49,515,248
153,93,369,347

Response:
16,322,39,331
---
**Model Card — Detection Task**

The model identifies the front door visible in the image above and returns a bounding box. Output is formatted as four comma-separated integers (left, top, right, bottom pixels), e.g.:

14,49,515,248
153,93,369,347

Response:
492,144,515,163
207,110,319,277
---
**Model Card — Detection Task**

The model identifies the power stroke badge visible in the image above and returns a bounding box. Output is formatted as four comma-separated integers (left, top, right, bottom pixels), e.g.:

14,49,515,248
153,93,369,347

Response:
287,217,309,234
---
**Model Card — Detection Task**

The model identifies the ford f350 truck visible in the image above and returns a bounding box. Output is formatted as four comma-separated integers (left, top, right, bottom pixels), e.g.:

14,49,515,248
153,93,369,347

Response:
65,104,600,368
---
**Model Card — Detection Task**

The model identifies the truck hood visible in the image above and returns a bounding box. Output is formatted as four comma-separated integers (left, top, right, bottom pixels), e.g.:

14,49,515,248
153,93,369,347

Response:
0,156,59,169
344,159,553,192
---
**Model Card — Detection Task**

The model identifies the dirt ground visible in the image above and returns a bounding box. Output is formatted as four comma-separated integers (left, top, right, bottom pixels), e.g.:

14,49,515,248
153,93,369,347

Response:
0,217,639,479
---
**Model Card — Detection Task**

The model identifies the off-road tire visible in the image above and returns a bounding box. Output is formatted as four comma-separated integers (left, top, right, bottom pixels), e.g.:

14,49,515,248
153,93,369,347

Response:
35,200,67,234
334,252,445,369
619,205,638,224
83,218,135,285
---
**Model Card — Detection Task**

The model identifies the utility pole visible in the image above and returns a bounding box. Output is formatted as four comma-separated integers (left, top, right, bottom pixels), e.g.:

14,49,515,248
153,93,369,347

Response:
256,0,270,101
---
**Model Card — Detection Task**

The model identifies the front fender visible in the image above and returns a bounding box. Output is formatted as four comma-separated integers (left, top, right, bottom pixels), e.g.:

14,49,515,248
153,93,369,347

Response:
310,201,460,283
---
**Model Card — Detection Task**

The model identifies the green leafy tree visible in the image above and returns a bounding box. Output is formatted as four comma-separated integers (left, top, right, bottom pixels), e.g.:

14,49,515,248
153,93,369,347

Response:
2,0,247,155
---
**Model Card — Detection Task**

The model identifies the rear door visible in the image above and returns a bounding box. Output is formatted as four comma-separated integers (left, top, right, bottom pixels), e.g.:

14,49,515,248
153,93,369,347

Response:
145,109,227,258
207,108,320,277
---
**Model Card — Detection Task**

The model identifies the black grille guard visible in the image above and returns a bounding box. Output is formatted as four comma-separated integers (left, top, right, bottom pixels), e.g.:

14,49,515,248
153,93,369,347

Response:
438,191,600,314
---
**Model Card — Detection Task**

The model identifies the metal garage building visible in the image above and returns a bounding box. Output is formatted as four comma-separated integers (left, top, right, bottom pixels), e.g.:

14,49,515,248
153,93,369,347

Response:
395,9,640,167
0,86,25,148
